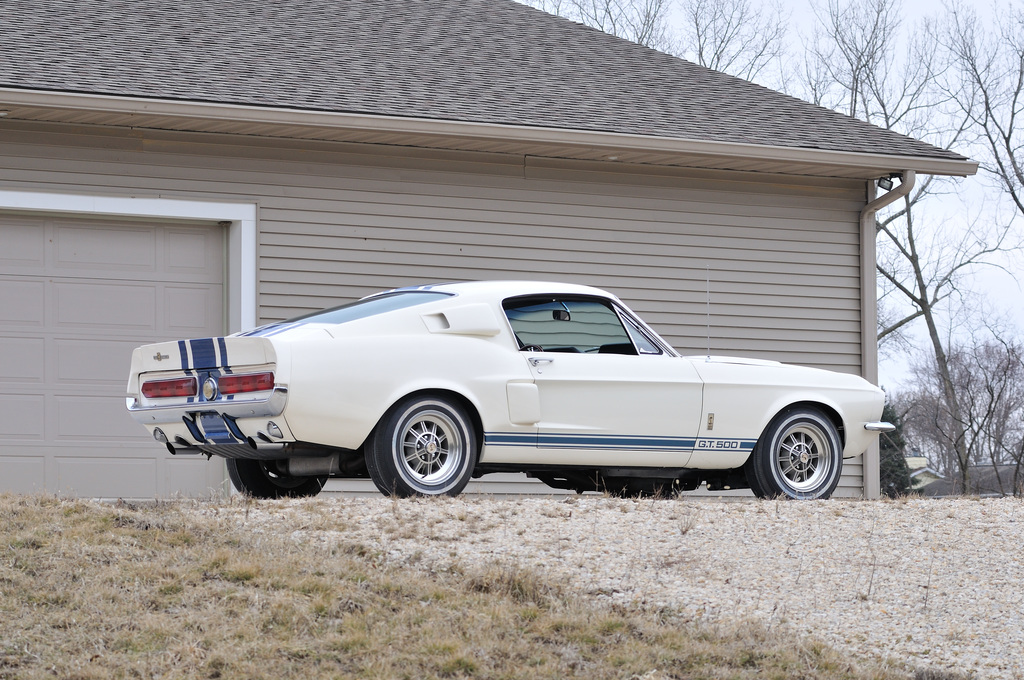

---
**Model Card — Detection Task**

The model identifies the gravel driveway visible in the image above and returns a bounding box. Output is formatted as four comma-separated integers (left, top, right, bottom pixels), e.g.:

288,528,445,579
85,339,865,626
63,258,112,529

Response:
226,495,1024,679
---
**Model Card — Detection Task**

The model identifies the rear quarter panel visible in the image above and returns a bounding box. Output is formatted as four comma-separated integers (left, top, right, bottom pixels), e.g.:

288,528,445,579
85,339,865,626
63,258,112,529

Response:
278,322,531,451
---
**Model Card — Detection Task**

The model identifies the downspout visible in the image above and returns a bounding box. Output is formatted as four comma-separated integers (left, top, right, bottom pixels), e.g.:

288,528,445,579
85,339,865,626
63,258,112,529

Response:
859,169,915,499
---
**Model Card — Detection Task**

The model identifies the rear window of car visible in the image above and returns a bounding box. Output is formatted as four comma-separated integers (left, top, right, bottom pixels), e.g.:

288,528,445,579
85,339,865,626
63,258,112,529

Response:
288,291,453,325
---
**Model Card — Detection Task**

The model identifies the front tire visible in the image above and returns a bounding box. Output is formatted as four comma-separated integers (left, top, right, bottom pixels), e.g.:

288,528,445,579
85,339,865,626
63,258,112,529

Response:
745,407,843,500
226,459,326,499
366,396,477,497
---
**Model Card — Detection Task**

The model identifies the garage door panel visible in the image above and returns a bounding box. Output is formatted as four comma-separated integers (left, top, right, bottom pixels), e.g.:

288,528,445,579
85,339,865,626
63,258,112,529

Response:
0,456,46,493
0,336,46,383
0,394,45,438
165,285,223,335
165,229,223,280
56,457,157,499
55,224,156,272
54,281,156,329
55,338,140,385
55,395,140,440
0,220,46,267
0,279,45,326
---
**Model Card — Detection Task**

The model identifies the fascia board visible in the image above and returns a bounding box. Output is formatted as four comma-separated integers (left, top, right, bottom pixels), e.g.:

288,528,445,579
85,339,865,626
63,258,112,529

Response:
0,87,980,177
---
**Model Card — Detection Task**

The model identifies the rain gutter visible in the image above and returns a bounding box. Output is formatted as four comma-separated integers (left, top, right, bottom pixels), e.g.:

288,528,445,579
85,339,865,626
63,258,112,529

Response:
859,169,916,499
0,89,979,178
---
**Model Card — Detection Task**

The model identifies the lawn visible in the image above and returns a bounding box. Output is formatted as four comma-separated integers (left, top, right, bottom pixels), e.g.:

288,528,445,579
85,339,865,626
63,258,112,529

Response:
0,494,944,679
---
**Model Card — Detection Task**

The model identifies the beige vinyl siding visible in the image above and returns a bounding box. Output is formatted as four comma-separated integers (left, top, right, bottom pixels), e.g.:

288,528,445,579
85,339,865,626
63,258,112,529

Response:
0,122,868,497
256,172,864,370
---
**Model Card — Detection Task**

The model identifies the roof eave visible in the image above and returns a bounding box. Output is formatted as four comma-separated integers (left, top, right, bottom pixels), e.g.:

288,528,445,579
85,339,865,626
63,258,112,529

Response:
0,88,980,178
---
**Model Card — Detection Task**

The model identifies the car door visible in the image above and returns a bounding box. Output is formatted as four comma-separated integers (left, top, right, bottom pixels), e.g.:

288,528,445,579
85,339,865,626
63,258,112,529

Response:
503,295,704,467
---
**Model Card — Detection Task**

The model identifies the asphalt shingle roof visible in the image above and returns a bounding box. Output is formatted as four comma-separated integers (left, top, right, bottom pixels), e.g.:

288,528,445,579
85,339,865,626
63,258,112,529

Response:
0,0,965,161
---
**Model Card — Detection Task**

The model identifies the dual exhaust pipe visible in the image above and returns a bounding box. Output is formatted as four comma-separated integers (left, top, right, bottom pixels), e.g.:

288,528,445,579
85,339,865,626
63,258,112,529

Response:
153,426,341,477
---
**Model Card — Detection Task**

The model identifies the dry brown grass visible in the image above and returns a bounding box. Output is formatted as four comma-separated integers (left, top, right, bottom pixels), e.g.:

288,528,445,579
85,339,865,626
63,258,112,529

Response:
0,494,923,679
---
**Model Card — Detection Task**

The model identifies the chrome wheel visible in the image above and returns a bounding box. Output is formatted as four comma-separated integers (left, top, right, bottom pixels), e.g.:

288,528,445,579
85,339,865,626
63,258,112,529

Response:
366,396,477,497
774,424,833,493
395,409,464,486
746,407,843,500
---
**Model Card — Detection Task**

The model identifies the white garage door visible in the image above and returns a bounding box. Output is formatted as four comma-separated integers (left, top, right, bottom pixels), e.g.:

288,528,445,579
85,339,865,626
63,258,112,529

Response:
0,212,226,498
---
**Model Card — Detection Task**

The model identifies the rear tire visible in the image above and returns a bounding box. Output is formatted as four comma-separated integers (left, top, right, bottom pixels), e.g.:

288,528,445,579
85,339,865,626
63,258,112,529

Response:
366,395,477,497
226,459,326,499
746,407,843,500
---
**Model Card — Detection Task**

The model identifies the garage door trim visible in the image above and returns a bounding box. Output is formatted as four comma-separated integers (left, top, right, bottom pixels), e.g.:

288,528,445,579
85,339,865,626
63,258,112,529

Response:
0,188,256,333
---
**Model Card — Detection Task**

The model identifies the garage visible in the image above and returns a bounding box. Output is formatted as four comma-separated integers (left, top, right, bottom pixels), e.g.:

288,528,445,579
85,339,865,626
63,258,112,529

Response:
0,0,979,498
0,212,227,497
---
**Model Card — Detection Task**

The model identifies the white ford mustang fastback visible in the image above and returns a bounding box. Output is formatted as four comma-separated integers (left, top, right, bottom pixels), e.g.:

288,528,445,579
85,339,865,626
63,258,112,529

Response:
127,281,892,500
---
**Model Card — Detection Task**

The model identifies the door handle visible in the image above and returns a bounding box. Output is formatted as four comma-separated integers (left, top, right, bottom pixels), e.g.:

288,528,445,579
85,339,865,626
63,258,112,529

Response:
528,357,553,367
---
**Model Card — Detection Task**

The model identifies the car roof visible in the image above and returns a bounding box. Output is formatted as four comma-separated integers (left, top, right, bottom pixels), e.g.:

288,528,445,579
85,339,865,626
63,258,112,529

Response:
389,280,619,301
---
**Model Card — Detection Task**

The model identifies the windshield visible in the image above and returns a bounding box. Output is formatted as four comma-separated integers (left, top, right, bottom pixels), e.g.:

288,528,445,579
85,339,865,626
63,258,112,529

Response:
288,291,453,325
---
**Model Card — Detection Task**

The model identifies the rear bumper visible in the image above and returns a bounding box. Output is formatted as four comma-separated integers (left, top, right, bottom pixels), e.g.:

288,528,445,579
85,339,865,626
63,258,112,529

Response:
126,387,288,425
127,387,293,457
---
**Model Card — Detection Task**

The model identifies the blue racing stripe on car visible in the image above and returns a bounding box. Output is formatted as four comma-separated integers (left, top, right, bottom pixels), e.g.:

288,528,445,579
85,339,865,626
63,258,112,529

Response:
177,340,189,371
484,432,536,447
485,432,696,451
538,433,697,451
693,438,757,452
261,322,304,338
199,413,238,444
177,340,195,404
238,323,282,337
217,337,230,372
239,322,304,338
484,432,757,453
190,338,218,369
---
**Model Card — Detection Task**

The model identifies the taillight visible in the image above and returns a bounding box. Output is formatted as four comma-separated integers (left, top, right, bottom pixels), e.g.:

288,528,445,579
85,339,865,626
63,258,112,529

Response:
219,372,275,395
142,377,198,399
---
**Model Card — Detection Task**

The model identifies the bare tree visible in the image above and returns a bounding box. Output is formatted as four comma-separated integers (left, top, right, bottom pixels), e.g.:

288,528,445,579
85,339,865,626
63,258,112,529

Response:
942,0,1024,219
674,0,788,82
803,0,893,118
874,196,1018,489
804,0,964,140
519,0,677,51
518,0,790,85
799,0,1024,493
902,336,1024,495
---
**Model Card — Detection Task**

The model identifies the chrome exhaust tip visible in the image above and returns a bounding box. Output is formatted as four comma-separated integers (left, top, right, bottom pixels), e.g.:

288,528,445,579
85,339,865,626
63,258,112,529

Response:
167,436,202,455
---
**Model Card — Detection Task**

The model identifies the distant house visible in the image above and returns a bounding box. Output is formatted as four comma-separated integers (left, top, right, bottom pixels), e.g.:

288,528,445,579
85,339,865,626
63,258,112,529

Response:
905,456,945,493
916,464,1024,497
0,0,977,499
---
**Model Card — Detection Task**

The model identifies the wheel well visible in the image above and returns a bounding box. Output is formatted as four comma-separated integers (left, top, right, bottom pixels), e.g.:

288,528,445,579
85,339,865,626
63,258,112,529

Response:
779,400,845,447
377,389,485,456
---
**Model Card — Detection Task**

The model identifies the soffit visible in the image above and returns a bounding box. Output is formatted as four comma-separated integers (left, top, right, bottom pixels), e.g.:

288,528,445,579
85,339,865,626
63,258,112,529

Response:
0,93,979,181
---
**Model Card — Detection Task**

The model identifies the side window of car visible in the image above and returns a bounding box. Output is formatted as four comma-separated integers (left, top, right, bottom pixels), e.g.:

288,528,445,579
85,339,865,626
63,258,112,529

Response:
619,311,663,355
503,297,639,354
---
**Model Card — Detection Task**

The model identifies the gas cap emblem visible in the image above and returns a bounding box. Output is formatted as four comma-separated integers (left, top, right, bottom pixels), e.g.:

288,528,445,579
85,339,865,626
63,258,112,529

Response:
202,377,218,400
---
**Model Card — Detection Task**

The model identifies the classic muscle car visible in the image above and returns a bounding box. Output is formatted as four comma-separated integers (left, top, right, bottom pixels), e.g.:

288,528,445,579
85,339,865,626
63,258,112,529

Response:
126,281,892,500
